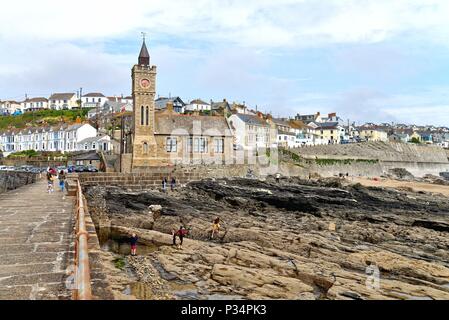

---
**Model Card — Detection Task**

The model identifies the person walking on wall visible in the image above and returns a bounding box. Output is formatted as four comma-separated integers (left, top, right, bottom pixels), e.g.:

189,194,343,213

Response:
58,170,66,193
47,170,54,193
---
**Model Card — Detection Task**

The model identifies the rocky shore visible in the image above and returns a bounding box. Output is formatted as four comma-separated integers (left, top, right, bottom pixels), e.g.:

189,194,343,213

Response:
85,177,449,300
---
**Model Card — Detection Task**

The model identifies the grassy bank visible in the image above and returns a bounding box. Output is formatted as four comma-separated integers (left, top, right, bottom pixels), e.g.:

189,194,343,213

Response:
0,109,90,130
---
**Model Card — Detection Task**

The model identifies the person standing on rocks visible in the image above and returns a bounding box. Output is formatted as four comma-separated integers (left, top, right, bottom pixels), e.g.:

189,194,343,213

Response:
130,233,138,256
173,226,188,249
162,177,167,192
170,177,176,191
275,173,281,183
210,218,221,239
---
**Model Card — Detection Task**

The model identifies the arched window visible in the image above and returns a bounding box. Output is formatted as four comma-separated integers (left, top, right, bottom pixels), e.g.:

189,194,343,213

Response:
141,106,145,126
143,142,149,154
146,106,149,126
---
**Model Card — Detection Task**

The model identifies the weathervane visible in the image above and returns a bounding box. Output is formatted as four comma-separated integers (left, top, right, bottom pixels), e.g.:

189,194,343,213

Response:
141,32,147,42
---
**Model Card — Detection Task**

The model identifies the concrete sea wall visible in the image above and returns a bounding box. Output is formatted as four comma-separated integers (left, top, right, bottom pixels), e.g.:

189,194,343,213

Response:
296,142,449,163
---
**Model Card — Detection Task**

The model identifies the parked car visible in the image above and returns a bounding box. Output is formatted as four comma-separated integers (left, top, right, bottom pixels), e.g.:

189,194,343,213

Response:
56,166,68,174
68,165,76,173
74,165,87,172
86,165,98,172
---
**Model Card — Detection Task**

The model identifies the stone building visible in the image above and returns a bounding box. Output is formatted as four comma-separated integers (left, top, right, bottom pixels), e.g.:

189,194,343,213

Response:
128,39,233,171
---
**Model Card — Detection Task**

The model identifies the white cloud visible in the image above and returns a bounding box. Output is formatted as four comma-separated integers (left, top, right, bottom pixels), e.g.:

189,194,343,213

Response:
1,1,449,126
2,0,449,47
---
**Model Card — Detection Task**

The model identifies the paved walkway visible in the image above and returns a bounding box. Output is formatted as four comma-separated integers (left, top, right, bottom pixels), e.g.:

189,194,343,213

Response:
0,179,74,300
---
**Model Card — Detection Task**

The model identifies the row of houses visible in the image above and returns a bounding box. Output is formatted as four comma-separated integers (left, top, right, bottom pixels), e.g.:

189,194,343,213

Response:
1,92,236,116
227,110,449,150
0,93,134,115
0,123,112,156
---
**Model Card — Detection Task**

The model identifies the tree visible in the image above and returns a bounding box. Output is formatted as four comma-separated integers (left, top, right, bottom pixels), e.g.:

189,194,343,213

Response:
410,137,420,144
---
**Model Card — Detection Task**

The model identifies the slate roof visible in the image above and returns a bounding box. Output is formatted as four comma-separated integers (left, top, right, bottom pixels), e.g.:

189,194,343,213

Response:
233,113,268,126
49,93,76,100
83,92,105,98
189,99,209,105
24,97,48,103
78,135,109,144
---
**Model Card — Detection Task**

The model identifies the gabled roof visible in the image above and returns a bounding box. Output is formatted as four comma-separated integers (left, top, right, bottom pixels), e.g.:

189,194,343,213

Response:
232,113,268,126
49,93,76,100
211,101,231,111
24,97,48,103
314,121,341,129
189,99,209,105
78,135,110,144
155,97,186,110
83,92,105,98
272,118,290,127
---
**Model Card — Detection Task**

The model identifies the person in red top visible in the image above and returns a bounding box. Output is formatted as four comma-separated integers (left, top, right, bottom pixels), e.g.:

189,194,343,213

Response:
172,226,188,249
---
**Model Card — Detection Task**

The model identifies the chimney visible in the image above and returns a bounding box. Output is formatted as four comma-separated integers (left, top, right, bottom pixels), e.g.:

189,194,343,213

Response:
223,98,227,103
166,101,174,114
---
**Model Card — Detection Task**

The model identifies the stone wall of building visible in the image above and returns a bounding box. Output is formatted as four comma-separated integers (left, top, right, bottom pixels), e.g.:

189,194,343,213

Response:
0,171,41,193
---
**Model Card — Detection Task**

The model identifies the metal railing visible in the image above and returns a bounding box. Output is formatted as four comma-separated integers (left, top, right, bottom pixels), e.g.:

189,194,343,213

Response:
73,179,92,300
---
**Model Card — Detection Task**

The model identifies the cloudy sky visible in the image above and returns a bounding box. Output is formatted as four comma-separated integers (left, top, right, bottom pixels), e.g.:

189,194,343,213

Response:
1,0,449,126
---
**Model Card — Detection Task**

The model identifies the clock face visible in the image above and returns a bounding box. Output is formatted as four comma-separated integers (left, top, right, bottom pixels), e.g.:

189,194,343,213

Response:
140,79,151,89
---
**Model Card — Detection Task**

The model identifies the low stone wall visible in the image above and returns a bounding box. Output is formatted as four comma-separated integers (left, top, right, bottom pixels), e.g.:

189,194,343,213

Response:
77,164,254,189
0,171,41,193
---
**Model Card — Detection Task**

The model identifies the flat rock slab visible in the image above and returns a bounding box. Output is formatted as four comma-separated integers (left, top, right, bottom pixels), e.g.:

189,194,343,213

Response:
0,180,74,300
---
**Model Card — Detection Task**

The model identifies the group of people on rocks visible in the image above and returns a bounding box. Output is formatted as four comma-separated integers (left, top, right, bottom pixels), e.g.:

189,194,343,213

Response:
46,167,66,194
161,177,177,192
128,217,221,255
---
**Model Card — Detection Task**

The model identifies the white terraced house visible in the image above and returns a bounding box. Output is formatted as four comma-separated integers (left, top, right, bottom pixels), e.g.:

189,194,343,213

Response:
0,123,99,156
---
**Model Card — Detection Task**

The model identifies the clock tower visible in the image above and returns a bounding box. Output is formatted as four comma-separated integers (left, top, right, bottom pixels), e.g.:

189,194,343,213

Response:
131,36,157,168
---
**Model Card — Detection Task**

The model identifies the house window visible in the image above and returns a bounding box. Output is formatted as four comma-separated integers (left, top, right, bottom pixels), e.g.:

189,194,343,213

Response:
214,138,224,153
143,142,149,154
92,143,96,149
166,137,177,152
141,106,144,125
84,144,88,150
198,137,208,153
187,138,193,153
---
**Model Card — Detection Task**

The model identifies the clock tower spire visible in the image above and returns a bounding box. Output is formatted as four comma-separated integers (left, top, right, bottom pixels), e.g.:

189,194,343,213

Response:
131,34,157,169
